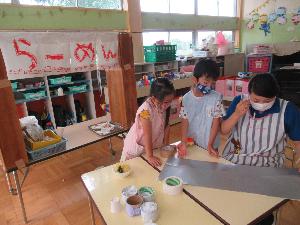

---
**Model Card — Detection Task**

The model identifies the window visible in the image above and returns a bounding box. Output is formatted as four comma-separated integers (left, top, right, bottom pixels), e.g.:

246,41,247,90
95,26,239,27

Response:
143,32,169,46
170,0,194,14
197,0,218,16
140,0,169,13
140,0,194,14
143,31,193,56
13,0,122,9
197,31,216,46
222,31,234,42
218,0,235,17
169,32,193,56
78,0,121,9
197,31,234,47
18,0,76,7
198,0,236,17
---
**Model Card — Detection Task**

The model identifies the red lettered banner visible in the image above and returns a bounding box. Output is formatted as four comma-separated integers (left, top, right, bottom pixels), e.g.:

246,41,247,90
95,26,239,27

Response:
0,32,119,78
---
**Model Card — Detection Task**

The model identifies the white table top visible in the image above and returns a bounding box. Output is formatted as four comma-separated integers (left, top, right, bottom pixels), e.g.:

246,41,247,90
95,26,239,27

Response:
151,145,287,225
57,115,124,151
81,157,222,225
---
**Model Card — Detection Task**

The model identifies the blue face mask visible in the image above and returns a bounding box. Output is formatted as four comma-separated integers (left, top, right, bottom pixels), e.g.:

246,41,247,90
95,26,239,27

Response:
197,84,211,95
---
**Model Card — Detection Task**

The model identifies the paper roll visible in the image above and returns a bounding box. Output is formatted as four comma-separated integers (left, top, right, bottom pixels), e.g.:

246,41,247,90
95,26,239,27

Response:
138,186,155,202
121,185,138,203
125,195,143,217
110,197,122,213
141,202,158,223
163,176,183,195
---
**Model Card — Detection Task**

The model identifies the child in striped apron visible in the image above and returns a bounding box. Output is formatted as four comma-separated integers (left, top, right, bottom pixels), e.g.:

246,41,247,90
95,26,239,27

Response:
221,73,300,225
121,78,175,167
179,59,225,157
222,73,300,167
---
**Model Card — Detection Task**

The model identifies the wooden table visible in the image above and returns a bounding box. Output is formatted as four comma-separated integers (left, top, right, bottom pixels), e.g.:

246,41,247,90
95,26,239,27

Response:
6,115,127,223
148,145,289,225
81,157,222,225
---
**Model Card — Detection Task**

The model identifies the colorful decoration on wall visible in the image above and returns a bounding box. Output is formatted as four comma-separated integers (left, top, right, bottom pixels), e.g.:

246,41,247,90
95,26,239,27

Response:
268,12,277,23
276,7,287,25
249,0,273,15
247,2,300,36
258,14,271,36
291,7,300,25
247,20,255,29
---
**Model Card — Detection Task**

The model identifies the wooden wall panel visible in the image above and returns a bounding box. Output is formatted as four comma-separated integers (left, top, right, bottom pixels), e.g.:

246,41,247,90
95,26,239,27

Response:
0,50,28,172
106,33,137,129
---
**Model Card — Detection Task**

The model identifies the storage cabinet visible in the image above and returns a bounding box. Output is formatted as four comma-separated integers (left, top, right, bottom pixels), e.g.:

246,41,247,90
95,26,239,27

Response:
10,70,107,128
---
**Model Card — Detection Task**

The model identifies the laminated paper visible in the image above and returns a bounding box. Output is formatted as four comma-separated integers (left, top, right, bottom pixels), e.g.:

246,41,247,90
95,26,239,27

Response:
159,157,300,200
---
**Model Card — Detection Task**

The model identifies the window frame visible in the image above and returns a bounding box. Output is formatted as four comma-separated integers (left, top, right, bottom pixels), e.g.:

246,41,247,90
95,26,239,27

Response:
140,0,237,17
1,0,124,10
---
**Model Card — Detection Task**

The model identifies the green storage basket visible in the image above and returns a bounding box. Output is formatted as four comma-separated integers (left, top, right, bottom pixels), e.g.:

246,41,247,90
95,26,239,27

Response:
67,84,87,93
11,82,18,90
144,45,177,62
24,90,46,100
49,76,72,85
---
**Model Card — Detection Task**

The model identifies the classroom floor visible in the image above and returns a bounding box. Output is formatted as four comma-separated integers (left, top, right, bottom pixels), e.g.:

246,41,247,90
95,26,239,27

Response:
0,123,297,225
0,123,187,225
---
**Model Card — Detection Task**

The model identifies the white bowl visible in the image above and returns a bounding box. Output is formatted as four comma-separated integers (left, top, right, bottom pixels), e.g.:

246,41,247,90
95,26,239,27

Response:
113,163,132,178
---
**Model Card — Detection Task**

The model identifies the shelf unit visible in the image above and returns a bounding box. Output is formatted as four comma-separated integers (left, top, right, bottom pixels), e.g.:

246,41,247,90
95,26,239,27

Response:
136,77,192,98
134,60,178,78
10,71,107,129
134,60,190,125
177,57,201,72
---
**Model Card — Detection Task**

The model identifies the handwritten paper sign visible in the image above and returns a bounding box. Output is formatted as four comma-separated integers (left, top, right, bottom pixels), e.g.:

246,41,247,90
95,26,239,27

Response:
0,32,119,78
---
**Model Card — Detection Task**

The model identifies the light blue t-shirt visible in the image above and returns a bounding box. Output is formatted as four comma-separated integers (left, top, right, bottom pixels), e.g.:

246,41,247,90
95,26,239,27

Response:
180,90,223,149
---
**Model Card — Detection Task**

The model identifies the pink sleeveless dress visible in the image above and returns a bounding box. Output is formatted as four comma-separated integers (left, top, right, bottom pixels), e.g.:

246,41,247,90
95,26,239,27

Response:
121,98,165,161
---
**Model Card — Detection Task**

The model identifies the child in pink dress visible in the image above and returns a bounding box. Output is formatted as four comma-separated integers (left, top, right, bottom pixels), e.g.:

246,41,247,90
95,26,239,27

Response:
121,78,175,166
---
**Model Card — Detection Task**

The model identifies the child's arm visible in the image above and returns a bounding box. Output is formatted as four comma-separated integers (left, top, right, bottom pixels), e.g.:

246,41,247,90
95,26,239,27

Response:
181,118,189,143
207,117,220,157
140,117,161,167
164,125,170,145
221,100,249,135
178,118,189,157
294,141,300,173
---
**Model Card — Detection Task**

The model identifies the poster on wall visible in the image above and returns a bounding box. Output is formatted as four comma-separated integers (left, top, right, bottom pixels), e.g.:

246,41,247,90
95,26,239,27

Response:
0,32,119,79
246,0,300,36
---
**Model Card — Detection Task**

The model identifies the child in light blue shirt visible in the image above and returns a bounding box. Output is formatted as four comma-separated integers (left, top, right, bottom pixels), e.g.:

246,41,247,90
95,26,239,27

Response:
179,59,225,157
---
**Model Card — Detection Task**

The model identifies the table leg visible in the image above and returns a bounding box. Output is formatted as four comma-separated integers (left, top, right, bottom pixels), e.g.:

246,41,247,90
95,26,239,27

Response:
5,172,17,195
88,195,96,225
13,171,28,224
109,137,116,158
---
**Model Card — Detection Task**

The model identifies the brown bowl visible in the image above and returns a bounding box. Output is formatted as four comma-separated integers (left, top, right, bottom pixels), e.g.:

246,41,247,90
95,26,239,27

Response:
126,195,143,206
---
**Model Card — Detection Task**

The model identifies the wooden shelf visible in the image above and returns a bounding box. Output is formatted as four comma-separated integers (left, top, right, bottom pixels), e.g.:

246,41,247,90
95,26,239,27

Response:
48,80,90,88
155,68,177,72
14,86,46,93
135,71,151,75
15,96,48,104
136,77,192,98
51,89,91,98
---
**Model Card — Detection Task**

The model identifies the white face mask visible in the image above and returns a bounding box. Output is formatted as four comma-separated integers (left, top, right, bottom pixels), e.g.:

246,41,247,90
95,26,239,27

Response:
250,99,275,111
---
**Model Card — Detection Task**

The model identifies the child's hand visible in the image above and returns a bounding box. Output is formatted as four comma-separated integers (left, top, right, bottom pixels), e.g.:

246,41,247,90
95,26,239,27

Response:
234,100,250,117
208,145,219,158
177,142,187,158
147,155,161,167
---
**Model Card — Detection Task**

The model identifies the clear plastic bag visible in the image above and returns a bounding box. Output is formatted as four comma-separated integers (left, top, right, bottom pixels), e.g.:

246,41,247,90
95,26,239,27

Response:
20,116,44,142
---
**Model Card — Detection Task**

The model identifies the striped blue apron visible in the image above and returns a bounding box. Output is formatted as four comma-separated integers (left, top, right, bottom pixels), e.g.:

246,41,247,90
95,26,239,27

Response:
222,99,288,167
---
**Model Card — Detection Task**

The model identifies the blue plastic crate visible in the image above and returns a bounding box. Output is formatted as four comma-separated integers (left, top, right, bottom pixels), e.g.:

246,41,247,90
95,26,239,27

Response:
26,138,67,161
